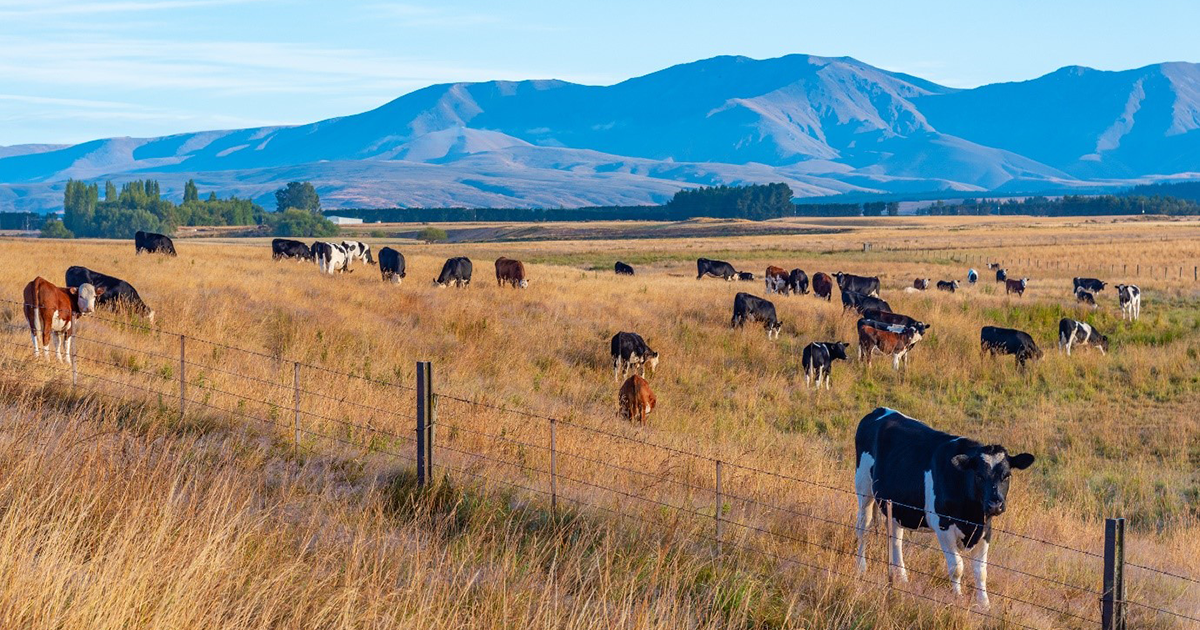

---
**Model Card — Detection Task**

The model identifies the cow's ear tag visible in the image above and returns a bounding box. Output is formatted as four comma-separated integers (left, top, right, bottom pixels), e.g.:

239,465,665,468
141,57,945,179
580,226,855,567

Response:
950,454,972,470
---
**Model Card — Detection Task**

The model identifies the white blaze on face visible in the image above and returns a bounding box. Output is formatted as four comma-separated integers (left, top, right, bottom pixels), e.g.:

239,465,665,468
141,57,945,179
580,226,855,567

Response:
76,284,97,313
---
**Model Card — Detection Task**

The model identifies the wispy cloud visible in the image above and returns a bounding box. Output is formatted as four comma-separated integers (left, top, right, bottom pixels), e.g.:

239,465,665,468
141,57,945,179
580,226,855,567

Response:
363,2,557,31
0,0,268,19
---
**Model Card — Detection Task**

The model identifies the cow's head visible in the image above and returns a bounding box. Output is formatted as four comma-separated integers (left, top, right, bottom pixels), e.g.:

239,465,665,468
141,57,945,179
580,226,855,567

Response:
519,278,529,288
1020,278,1029,288
1096,333,1110,353
834,272,845,286
829,341,849,361
950,447,1035,517
950,280,960,290
911,322,930,335
433,278,447,288
766,319,782,339
646,351,660,374
75,283,102,314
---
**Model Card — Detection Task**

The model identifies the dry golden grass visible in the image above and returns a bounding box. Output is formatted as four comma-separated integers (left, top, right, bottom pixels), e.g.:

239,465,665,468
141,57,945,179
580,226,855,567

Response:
1,215,1199,628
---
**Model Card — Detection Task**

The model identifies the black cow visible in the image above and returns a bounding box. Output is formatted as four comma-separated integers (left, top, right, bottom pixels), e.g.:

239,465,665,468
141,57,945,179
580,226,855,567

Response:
860,308,929,335
1073,277,1106,293
1075,287,1096,307
980,326,1042,368
737,271,755,281
936,280,959,293
995,268,1007,283
434,257,473,288
1058,318,1108,356
731,292,782,339
64,266,154,321
379,247,406,284
611,332,659,381
614,261,635,276
787,269,809,295
842,290,892,315
135,230,175,256
272,238,312,261
967,269,978,284
835,272,880,297
697,258,737,281
802,341,848,389
854,407,1035,609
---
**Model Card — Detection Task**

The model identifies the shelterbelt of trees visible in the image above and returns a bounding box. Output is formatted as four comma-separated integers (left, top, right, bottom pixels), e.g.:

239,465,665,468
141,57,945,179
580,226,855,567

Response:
917,194,1200,216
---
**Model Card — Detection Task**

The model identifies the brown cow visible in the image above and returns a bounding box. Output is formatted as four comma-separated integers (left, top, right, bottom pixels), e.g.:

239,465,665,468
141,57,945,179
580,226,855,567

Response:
913,278,930,291
618,375,656,425
764,265,789,294
494,257,528,288
857,319,924,370
812,272,834,301
23,276,102,363
1005,278,1028,296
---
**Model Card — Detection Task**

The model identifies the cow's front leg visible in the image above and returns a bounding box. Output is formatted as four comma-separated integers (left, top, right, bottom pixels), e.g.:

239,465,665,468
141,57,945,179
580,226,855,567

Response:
970,539,990,609
935,527,964,597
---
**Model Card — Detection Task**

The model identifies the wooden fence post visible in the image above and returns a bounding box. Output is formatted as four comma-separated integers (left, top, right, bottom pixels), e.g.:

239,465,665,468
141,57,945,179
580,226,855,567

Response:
549,417,558,515
715,459,723,555
71,333,78,388
293,362,300,458
1102,517,1127,630
179,335,186,420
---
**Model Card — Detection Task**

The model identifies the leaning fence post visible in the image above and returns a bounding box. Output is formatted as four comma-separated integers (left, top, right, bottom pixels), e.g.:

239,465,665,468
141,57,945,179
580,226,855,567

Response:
293,362,300,459
1102,517,1127,630
549,417,558,515
714,459,723,555
178,335,186,420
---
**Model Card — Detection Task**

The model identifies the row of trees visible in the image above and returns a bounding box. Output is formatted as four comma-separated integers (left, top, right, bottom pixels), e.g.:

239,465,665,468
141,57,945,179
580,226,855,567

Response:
46,180,336,238
917,195,1200,216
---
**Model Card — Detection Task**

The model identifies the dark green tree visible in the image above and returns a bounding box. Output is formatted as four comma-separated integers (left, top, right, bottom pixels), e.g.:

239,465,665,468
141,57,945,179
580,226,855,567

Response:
274,181,321,213
184,179,199,203
104,181,117,202
40,219,74,239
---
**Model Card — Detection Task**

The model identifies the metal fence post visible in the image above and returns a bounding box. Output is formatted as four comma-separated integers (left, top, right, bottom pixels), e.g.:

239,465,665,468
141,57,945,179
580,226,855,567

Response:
1102,517,1126,630
549,417,558,515
714,459,723,555
178,335,186,420
416,361,430,487
293,362,300,458
71,333,78,388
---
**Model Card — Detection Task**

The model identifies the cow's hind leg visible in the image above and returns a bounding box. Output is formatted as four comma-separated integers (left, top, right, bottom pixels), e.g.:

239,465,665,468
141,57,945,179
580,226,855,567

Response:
52,331,63,362
889,523,908,583
854,454,876,573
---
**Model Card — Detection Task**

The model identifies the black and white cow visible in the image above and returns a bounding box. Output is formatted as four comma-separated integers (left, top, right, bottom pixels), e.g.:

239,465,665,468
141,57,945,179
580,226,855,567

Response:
835,272,880,297
1058,319,1108,356
736,271,756,282
731,292,782,339
313,241,350,275
967,269,978,284
1116,284,1141,320
936,280,960,293
272,238,313,261
65,266,155,321
1074,287,1096,307
614,261,635,276
854,407,1035,609
434,257,473,288
1073,277,1106,293
860,308,930,335
842,289,891,315
379,247,405,283
787,269,809,295
135,230,176,256
341,240,375,267
995,268,1007,283
697,258,737,281
802,341,848,389
980,326,1042,368
611,332,660,381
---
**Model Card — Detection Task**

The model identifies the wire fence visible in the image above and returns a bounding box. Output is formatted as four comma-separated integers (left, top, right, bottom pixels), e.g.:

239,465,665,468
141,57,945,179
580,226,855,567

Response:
1,300,1198,629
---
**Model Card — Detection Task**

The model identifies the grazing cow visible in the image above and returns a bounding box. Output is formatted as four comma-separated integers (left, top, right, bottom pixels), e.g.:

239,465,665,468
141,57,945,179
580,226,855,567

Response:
765,266,789,294
64,266,154,321
378,247,406,284
812,272,834,301
835,272,881,297
1073,277,1106,293
618,375,656,425
967,269,978,284
854,407,1035,609
1005,278,1028,296
495,257,529,288
313,241,351,275
802,341,848,389
611,332,659,381
1116,284,1141,320
135,230,176,256
986,262,1001,270
995,268,1007,283
341,241,375,267
936,280,960,293
731,292,782,339
981,326,1042,368
614,261,635,276
737,271,755,282
1074,287,1096,307
1058,319,1108,356
434,257,473,288
23,277,102,363
857,319,924,370
861,308,930,335
913,278,930,291
272,238,313,261
842,290,892,315
697,258,737,281
788,269,809,295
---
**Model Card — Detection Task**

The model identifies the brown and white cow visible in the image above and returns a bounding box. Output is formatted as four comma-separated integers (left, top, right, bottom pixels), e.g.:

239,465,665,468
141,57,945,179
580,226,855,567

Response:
765,265,789,294
495,257,528,288
23,276,102,363
857,319,924,370
913,278,930,291
1005,278,1028,297
618,375,656,425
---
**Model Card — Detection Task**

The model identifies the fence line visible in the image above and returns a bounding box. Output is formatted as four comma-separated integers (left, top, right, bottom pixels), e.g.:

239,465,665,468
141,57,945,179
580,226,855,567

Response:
1,314,1197,627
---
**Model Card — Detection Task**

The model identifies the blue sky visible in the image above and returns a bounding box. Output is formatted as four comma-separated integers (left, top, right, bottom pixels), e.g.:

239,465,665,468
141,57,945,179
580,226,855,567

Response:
3,0,1199,145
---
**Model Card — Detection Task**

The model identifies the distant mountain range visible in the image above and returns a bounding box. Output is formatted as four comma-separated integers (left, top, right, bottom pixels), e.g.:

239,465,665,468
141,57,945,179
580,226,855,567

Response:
4,54,1200,212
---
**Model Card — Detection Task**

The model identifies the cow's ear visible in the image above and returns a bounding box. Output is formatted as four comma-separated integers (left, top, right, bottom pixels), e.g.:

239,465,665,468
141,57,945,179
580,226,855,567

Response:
950,454,973,470
1008,453,1035,470
94,286,105,296
67,287,78,296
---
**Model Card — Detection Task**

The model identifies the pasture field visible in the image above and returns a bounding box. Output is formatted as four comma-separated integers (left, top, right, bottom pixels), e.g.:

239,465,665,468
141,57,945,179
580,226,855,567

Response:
1,214,1199,629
